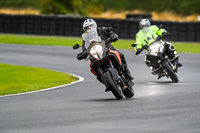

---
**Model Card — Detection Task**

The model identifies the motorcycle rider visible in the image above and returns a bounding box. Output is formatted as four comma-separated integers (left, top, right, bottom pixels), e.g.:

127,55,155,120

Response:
133,19,182,78
77,19,134,86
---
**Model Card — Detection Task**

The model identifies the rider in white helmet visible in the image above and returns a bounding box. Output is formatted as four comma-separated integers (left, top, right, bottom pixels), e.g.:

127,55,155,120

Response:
77,19,134,84
82,19,97,34
81,19,118,49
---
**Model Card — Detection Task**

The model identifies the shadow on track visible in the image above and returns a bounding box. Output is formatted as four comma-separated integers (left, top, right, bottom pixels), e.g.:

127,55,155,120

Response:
79,98,135,102
145,81,174,84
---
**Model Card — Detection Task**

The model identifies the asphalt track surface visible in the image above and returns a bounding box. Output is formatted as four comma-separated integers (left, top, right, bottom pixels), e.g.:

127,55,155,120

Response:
0,44,200,133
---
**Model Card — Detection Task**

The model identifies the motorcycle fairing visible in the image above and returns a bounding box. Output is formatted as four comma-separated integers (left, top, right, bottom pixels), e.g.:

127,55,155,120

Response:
109,49,122,65
90,61,97,76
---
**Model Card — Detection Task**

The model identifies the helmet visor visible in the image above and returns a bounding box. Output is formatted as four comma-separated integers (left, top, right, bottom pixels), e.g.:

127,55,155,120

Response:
84,24,95,32
139,23,150,29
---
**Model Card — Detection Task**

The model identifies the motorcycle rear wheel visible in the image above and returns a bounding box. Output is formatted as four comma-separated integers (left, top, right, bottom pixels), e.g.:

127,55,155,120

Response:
104,71,123,100
162,60,179,83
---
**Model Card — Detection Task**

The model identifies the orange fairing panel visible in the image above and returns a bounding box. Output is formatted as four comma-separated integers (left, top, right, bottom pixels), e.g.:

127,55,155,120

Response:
90,61,97,76
109,49,122,64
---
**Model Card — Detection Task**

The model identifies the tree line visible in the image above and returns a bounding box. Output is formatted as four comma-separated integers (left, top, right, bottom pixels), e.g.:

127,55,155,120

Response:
0,0,199,16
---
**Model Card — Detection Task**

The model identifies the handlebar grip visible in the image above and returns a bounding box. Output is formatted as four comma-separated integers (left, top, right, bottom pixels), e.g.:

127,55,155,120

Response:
156,35,161,41
163,32,170,37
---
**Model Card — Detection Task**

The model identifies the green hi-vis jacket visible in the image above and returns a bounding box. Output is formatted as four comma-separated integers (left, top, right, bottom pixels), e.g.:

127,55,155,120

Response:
134,25,167,52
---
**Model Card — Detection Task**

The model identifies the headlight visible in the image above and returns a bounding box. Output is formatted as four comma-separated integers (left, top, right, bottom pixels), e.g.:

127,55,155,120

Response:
149,42,161,54
90,45,103,59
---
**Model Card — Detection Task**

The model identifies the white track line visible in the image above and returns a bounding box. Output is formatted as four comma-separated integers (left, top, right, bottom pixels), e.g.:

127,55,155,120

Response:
0,73,84,98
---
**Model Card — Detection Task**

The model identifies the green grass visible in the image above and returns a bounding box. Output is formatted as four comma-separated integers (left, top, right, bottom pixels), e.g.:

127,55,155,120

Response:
0,34,83,46
112,39,200,54
0,34,200,53
0,63,78,96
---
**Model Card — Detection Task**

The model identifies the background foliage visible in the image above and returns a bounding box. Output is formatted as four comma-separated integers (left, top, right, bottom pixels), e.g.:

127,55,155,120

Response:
0,0,200,16
41,0,87,15
0,0,41,9
97,0,200,16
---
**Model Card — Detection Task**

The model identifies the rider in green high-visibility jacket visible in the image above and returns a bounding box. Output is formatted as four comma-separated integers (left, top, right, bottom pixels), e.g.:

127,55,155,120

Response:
134,25,166,52
134,19,182,67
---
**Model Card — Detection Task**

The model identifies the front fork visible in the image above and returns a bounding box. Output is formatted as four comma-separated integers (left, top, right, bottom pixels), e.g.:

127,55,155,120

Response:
99,61,125,91
109,61,126,89
160,56,176,77
164,56,178,72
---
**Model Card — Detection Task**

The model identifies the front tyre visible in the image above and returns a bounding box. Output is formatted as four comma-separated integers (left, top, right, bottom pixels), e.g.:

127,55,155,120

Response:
104,71,123,100
123,86,134,98
162,60,179,83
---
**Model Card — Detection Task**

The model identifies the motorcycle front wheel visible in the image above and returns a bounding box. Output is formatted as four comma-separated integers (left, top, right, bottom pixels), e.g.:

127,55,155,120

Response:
123,86,134,98
104,71,123,100
162,60,179,83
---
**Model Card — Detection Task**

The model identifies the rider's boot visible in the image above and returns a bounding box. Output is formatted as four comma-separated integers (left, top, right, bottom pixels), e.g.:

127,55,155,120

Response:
166,43,182,67
177,62,182,67
157,75,162,79
120,53,134,80
122,65,134,87
170,51,182,67
124,67,134,80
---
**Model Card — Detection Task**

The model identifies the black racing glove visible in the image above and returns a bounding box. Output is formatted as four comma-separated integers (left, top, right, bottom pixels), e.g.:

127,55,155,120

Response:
162,32,170,37
136,49,142,55
105,26,113,32
110,33,118,42
77,50,88,60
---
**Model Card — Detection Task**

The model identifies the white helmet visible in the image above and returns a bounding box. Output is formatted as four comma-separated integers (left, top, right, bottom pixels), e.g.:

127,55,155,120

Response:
139,19,151,33
83,19,97,33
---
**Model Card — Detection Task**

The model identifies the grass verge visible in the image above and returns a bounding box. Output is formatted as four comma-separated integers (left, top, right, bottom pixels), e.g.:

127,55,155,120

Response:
0,34,199,53
0,63,78,96
112,39,200,54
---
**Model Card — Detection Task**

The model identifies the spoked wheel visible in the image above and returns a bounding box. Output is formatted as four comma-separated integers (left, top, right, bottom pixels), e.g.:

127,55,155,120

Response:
104,71,123,100
162,60,179,83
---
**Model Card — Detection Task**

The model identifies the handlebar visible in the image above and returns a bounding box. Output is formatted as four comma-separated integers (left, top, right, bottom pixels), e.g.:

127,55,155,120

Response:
156,32,170,41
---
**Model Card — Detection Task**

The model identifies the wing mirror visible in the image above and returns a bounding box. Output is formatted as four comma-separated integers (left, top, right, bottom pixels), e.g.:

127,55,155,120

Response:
73,44,80,49
131,44,137,47
159,24,163,29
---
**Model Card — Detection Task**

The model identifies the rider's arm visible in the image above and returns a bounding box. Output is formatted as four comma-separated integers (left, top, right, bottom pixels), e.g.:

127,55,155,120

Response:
82,40,86,51
158,28,167,35
81,33,87,51
77,41,88,60
134,34,144,55
98,27,118,42
77,34,88,60
152,25,167,36
134,34,143,51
